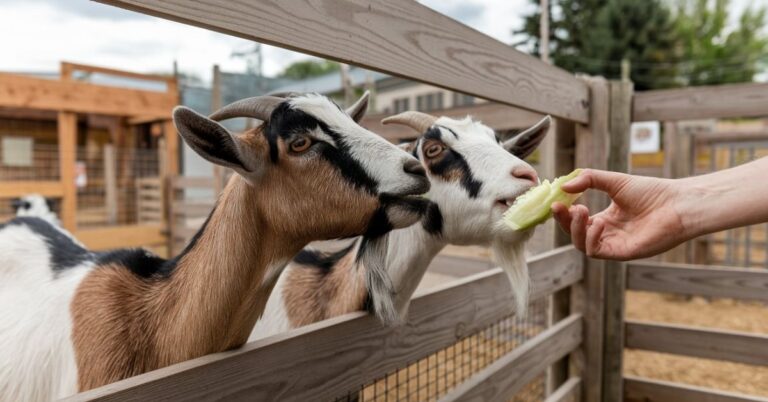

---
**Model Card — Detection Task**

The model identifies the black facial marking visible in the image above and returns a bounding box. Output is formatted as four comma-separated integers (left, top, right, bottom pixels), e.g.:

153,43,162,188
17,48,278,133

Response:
293,242,357,274
2,217,92,273
427,146,483,198
422,202,444,235
362,206,393,239
266,101,379,194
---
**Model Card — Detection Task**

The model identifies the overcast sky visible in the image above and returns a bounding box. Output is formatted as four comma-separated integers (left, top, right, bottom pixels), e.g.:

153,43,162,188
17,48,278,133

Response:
0,0,762,83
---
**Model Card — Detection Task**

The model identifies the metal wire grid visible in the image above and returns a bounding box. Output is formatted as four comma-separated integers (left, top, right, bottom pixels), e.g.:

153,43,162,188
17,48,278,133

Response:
334,298,549,402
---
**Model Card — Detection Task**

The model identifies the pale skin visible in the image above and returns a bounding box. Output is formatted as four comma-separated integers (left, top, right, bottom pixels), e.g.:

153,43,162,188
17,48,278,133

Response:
551,157,768,261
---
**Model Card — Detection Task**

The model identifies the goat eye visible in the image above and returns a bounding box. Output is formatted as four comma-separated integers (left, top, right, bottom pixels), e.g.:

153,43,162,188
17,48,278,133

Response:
425,143,445,158
290,136,312,153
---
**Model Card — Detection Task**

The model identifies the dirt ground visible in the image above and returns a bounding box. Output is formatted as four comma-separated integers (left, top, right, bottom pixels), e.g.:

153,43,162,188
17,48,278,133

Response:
625,291,768,396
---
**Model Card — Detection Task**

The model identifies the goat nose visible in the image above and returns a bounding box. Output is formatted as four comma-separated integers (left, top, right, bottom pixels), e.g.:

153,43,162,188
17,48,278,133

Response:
403,159,426,178
511,166,538,184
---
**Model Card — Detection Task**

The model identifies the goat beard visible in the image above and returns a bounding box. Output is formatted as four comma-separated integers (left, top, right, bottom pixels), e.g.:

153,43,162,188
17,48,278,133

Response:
357,235,401,325
491,225,534,316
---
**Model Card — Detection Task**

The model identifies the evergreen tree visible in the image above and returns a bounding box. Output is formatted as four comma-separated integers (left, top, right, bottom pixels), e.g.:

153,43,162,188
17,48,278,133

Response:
279,60,339,80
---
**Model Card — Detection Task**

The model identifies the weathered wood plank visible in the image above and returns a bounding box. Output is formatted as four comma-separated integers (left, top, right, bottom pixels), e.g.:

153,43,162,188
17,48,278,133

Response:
626,261,768,302
633,82,768,122
0,181,64,198
62,61,175,85
58,112,77,231
624,376,768,402
439,314,582,402
96,0,588,122
625,320,768,366
65,246,582,402
545,377,581,402
0,72,175,118
601,79,633,402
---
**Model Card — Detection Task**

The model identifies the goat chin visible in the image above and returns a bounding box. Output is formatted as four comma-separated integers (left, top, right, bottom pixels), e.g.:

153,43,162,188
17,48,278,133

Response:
359,235,402,325
491,225,534,316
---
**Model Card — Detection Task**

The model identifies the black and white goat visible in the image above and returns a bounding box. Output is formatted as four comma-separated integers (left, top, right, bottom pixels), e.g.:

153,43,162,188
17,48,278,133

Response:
250,111,550,340
12,194,59,226
0,92,430,401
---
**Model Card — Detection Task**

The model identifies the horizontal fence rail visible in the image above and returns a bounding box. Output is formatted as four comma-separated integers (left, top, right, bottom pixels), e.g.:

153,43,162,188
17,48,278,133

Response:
97,0,589,123
544,377,581,402
624,375,768,402
626,261,768,302
633,81,768,122
66,246,583,402
625,320,768,367
439,314,583,402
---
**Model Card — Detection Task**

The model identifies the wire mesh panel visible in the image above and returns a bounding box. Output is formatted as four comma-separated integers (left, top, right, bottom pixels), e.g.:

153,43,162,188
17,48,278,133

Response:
333,298,549,402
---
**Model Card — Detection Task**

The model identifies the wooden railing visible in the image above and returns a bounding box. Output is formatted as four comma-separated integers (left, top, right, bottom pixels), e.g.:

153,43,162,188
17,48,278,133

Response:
65,246,583,402
623,261,768,402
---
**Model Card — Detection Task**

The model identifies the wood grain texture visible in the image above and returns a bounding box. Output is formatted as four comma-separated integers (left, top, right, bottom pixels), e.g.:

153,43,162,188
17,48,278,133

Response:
62,61,176,85
0,72,175,118
96,0,588,122
362,102,545,143
58,111,77,231
626,261,768,302
624,376,768,402
633,82,768,122
64,247,582,402
439,314,582,402
545,377,581,402
625,320,768,366
0,181,64,198
601,80,633,402
572,76,610,402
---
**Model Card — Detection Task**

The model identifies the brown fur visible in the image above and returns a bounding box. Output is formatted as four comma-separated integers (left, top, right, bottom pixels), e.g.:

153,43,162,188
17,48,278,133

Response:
71,126,380,390
282,250,369,327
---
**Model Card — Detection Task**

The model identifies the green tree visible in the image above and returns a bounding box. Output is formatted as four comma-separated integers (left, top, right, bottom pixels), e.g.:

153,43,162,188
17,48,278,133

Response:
279,60,340,80
673,0,768,86
516,0,680,89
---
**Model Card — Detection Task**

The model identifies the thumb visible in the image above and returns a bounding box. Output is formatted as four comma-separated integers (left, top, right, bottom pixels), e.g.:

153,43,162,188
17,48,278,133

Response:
561,169,628,196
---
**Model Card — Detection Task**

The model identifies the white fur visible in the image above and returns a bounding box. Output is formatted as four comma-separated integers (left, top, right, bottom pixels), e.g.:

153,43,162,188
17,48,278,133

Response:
289,94,423,195
0,224,89,402
15,194,60,227
251,115,549,339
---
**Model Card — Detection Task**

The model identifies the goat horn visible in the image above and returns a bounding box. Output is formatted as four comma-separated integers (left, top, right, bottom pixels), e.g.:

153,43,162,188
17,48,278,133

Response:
381,111,437,133
209,96,284,122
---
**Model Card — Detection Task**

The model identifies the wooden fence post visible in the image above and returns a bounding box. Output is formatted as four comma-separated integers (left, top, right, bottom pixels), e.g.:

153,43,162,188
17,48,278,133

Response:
58,112,78,232
572,76,610,402
103,144,118,224
602,80,633,402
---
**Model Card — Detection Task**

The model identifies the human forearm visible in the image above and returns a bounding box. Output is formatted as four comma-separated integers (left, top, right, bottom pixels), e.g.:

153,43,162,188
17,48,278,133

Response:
677,157,768,238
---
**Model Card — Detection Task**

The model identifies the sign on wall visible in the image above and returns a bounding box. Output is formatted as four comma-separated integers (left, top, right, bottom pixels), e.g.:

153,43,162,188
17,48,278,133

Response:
1,137,33,167
630,121,661,153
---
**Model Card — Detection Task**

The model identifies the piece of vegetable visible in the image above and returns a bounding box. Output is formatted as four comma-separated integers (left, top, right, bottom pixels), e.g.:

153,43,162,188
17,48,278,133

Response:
502,169,583,231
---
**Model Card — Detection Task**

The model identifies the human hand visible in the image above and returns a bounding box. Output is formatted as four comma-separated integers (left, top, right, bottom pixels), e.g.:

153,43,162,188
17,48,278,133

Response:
551,169,688,260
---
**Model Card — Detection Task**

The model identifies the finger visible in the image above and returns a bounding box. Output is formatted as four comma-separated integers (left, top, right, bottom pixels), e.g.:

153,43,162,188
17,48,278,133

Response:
585,217,607,258
570,205,589,252
551,202,572,234
561,168,629,196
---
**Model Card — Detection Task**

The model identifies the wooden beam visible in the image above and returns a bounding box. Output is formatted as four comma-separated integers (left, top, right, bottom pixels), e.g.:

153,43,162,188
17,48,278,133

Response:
62,61,176,86
601,80,633,402
439,314,582,402
572,76,610,402
58,112,77,231
64,246,582,402
0,181,64,198
626,261,768,302
633,82,768,122
96,0,588,123
74,224,166,250
0,72,175,118
625,320,768,366
362,102,545,142
545,377,581,402
163,120,179,176
625,376,768,402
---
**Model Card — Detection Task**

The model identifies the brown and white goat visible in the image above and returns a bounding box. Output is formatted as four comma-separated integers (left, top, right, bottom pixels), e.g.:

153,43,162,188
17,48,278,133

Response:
0,93,429,401
250,112,550,340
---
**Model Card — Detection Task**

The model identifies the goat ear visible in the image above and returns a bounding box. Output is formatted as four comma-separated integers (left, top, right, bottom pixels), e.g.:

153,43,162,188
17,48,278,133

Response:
503,115,551,159
173,106,255,173
346,91,370,123
10,198,22,210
